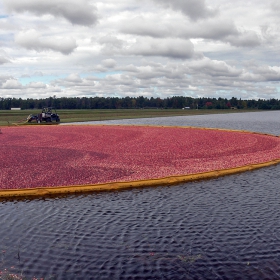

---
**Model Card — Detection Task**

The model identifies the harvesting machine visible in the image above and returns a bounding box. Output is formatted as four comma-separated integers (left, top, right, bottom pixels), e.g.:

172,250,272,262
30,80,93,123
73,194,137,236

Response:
27,107,60,123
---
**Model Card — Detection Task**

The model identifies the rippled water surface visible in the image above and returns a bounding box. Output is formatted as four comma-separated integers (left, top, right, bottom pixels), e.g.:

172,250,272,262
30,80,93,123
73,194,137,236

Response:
1,111,280,279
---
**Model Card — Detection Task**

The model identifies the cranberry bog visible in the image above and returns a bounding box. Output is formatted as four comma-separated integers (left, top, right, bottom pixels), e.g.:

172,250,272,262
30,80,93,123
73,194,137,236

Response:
1,125,280,197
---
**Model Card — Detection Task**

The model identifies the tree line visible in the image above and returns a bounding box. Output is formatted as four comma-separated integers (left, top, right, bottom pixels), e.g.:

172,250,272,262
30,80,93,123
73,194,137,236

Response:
1,96,280,110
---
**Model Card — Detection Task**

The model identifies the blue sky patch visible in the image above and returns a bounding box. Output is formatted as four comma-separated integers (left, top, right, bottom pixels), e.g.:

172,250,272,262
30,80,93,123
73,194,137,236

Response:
19,75,66,86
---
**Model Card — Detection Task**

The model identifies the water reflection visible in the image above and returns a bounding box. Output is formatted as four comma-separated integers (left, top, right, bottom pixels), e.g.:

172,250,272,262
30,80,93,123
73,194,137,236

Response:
67,110,280,135
1,111,280,280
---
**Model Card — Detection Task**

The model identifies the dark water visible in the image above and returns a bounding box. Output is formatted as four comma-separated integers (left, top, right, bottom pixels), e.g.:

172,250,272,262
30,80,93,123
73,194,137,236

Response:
1,111,280,280
69,110,280,135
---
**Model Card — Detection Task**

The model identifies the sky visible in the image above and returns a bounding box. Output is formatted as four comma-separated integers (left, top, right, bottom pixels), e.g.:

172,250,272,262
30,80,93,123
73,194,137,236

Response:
0,0,280,100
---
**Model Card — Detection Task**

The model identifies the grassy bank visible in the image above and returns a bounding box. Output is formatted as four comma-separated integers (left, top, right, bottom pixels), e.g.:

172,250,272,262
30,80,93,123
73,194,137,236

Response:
0,108,259,126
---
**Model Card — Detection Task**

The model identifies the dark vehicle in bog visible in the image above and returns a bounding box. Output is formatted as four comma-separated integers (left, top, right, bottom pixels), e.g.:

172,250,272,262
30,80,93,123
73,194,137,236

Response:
27,107,60,123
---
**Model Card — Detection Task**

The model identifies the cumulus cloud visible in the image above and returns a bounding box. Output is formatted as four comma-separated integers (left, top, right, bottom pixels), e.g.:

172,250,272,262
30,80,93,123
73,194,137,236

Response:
119,16,261,48
226,30,261,47
244,65,280,82
65,74,83,83
15,29,77,54
2,79,22,89
27,81,46,88
52,75,96,93
99,35,124,55
2,0,98,26
128,38,195,59
119,16,173,38
0,56,10,64
94,59,117,72
100,35,195,59
152,0,218,21
102,59,117,68
189,58,242,77
271,1,280,12
189,19,238,40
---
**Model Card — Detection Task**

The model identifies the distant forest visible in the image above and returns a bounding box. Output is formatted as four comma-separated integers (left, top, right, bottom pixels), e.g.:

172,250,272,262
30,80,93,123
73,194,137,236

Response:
1,96,280,110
